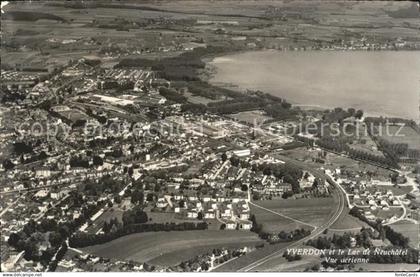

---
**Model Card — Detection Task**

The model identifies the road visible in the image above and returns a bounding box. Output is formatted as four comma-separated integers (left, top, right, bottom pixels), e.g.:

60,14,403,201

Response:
238,184,345,271
233,153,347,272
0,193,26,217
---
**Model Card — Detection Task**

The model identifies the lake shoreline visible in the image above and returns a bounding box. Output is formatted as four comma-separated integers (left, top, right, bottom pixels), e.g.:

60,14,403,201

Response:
204,50,420,122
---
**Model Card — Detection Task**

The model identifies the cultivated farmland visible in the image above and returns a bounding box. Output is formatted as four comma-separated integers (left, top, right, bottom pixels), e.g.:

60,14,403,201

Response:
380,126,420,150
329,205,369,231
251,198,335,232
390,221,419,249
83,230,263,266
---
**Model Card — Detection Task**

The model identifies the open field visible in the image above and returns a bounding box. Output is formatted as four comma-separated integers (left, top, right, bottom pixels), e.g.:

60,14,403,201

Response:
227,110,272,125
390,221,419,249
247,245,321,272
329,206,369,231
252,198,335,232
148,240,252,266
280,147,391,180
282,146,394,182
324,152,395,180
280,148,320,162
3,1,418,75
212,241,291,272
184,92,219,105
373,207,404,221
147,211,199,223
85,207,124,234
145,210,223,229
83,230,263,266
251,204,307,233
349,124,384,157
380,126,420,150
366,185,412,196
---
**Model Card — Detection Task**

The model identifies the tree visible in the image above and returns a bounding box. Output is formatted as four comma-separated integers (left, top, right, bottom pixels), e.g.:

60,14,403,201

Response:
390,173,398,184
252,192,261,201
92,155,103,166
8,233,21,248
39,218,57,232
312,179,320,189
154,183,161,193
284,175,300,194
127,167,134,177
355,109,364,119
221,153,227,162
23,220,37,236
230,156,240,167
278,231,288,240
2,159,15,170
282,191,293,199
114,195,122,204
23,241,38,261
48,231,62,248
69,155,89,168
262,167,271,176
131,189,144,205
103,221,111,233
146,193,154,202
40,248,55,267
122,207,148,226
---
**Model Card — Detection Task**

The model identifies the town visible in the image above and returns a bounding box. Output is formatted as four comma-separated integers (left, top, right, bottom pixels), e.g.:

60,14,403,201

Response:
1,0,419,273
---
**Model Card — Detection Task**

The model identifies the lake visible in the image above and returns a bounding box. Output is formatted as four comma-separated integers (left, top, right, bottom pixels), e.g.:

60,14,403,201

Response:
208,50,420,121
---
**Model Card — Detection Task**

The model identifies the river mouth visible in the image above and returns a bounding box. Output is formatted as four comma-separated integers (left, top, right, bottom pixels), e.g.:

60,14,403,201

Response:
207,50,420,121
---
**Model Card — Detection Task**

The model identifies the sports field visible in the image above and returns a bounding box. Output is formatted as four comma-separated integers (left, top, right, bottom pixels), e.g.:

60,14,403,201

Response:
83,230,263,266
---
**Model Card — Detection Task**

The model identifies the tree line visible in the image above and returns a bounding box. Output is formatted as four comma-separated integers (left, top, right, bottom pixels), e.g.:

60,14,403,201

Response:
69,222,208,248
249,214,310,242
300,136,400,169
349,207,410,248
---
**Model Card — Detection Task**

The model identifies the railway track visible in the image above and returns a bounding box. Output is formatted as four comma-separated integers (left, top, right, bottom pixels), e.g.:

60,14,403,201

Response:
238,176,346,271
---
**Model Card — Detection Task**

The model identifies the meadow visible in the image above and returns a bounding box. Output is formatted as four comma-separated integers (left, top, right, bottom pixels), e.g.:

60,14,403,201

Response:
389,221,419,249
227,110,272,125
83,230,263,266
329,205,370,231
380,126,420,150
251,198,335,233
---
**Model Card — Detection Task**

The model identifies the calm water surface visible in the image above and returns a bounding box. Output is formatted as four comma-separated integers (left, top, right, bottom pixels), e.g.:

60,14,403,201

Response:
209,50,420,120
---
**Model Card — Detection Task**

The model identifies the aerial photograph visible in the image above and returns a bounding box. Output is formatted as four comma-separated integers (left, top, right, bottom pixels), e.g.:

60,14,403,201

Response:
0,0,419,273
